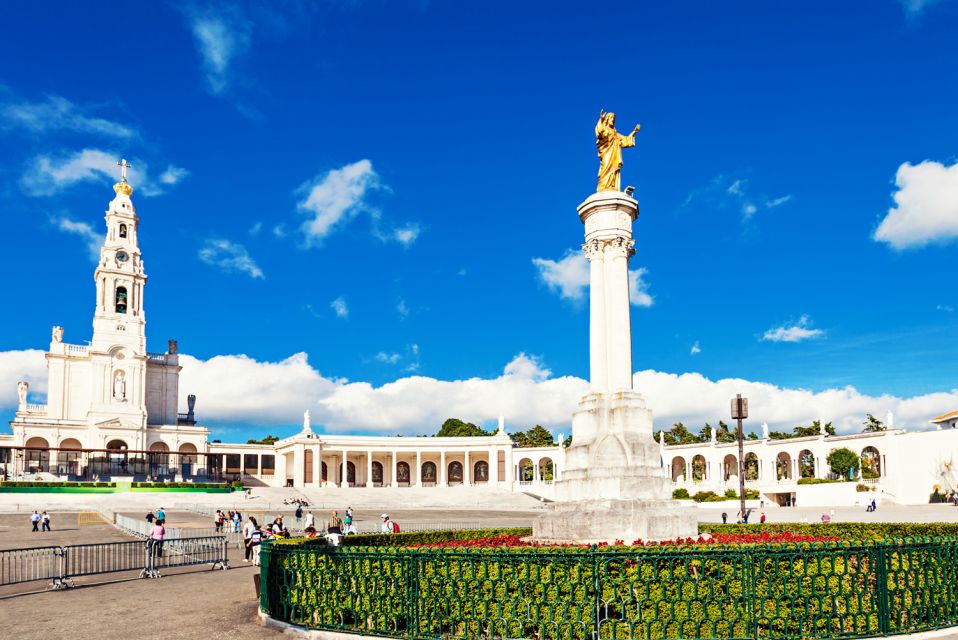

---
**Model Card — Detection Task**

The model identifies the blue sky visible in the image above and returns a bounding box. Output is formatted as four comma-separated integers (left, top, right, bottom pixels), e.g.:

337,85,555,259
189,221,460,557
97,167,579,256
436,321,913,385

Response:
1,0,957,441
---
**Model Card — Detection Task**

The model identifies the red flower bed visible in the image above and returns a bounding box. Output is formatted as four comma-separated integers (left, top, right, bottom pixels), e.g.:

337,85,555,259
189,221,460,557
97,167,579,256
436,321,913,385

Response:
408,531,840,549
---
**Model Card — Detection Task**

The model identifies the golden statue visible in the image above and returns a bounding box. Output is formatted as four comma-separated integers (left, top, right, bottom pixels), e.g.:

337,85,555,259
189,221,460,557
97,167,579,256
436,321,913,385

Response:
595,110,640,192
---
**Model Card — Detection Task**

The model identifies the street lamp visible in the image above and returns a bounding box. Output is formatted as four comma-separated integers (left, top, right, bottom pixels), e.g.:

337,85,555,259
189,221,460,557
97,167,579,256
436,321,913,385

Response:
731,394,749,522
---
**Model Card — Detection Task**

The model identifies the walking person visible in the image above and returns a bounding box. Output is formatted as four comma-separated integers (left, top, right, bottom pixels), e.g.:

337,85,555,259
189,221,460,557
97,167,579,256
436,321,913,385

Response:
250,525,263,566
327,510,344,547
295,505,303,523
304,510,315,531
30,511,40,532
721,512,728,525
41,511,51,532
157,507,166,522
145,511,156,524
243,516,258,562
233,511,242,533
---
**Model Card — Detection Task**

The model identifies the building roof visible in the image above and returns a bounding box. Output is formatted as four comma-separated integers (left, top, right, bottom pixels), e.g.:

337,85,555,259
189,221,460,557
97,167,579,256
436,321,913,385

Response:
931,410,958,424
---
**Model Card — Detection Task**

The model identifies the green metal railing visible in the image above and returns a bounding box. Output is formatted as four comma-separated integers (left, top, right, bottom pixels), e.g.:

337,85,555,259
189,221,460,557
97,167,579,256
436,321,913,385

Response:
259,536,958,640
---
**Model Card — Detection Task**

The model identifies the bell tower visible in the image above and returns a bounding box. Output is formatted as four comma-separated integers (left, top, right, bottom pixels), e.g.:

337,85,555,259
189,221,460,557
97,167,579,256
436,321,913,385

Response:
87,160,149,428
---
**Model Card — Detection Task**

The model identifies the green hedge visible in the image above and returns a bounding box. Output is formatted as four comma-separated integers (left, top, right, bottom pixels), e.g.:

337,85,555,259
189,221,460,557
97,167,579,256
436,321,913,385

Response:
271,527,533,549
797,477,842,485
699,522,958,539
130,481,228,489
260,532,958,640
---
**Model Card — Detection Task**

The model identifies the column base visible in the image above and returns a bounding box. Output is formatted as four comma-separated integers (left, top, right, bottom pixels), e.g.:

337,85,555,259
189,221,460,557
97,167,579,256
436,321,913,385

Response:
533,498,698,544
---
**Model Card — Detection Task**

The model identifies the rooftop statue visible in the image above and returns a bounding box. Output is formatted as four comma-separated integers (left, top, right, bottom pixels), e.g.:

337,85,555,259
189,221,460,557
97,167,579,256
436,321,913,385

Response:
595,110,640,192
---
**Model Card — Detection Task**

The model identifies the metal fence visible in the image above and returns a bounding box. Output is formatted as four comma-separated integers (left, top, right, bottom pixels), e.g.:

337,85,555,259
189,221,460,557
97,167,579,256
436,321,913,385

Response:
0,536,228,589
114,512,247,549
259,536,958,640
0,546,61,586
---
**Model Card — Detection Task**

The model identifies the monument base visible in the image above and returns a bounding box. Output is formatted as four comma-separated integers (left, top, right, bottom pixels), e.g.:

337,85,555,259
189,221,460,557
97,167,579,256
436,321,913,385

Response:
533,498,698,544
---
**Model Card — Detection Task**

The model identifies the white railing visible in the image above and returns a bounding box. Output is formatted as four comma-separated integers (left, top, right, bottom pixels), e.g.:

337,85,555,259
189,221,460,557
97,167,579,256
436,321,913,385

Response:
66,344,89,355
25,403,47,413
146,353,169,362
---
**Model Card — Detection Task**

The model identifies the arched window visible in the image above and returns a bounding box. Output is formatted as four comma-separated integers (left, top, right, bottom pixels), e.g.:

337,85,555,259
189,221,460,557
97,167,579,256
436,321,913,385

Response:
798,450,815,478
538,458,554,482
861,447,882,478
119,224,128,238
421,461,437,484
518,458,534,482
448,461,463,484
671,456,687,482
776,452,792,480
341,461,356,486
115,286,128,314
692,455,707,481
473,460,489,482
321,461,328,483
744,453,759,480
397,461,410,484
723,454,738,481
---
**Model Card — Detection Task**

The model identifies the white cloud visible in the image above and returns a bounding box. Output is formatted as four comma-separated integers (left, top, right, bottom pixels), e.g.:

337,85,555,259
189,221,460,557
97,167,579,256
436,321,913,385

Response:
762,315,824,343
249,222,263,236
375,352,401,364
534,250,652,307
331,297,348,318
0,350,48,407
52,216,102,261
938,304,954,312
533,250,589,301
185,10,251,95
3,348,955,437
874,160,958,250
198,239,264,279
685,173,791,221
397,299,410,319
296,160,384,245
766,195,793,208
173,351,958,435
690,341,701,355
159,165,189,185
390,223,421,247
20,148,185,197
0,93,136,139
628,267,654,307
272,224,287,238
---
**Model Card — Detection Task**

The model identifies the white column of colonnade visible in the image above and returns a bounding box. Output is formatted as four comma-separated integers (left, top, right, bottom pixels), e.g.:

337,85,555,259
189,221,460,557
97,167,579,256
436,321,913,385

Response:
391,451,398,488
415,450,422,486
366,450,373,488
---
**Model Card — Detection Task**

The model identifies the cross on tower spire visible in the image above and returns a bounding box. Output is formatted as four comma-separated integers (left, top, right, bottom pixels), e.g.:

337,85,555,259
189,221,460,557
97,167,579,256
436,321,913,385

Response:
117,159,133,182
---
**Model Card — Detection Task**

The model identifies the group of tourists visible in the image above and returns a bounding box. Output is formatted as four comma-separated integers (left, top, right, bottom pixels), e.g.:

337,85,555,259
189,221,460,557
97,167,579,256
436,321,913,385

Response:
214,509,243,532
29,510,51,532
242,514,294,564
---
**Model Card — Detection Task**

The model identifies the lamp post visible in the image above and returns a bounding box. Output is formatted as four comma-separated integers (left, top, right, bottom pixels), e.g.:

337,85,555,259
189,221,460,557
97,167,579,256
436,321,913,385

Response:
731,394,749,521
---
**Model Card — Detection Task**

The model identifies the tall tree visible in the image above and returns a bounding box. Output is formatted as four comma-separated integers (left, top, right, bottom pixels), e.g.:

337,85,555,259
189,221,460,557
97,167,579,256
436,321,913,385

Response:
862,414,886,433
436,418,490,437
827,447,860,479
510,425,556,447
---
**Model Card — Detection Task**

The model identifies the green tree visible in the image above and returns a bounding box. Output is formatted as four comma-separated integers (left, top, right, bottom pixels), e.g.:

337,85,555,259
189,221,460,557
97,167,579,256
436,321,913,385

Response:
246,434,279,445
746,431,759,441
862,414,886,433
827,447,860,480
716,420,736,443
510,425,555,448
436,418,490,437
562,434,572,448
794,420,836,437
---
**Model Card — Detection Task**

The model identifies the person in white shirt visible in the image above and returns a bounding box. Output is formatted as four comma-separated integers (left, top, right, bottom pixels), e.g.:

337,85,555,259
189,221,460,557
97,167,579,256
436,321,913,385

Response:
381,513,395,534
304,511,315,530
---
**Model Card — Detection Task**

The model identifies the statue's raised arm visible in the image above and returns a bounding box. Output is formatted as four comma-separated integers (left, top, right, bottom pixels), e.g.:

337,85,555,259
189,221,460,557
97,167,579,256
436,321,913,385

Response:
595,110,641,193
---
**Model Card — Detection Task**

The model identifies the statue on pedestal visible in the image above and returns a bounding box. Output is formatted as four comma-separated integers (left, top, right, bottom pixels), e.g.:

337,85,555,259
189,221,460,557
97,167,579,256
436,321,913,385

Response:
17,381,28,408
168,339,178,354
113,371,126,401
52,326,63,343
595,110,641,192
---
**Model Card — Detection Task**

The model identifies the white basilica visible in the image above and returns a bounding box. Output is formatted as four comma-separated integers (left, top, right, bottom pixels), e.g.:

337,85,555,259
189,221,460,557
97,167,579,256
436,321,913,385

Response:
1,170,956,507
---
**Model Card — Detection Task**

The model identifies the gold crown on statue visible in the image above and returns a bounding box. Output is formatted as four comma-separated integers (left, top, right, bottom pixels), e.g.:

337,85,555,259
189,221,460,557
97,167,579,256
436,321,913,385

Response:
113,179,134,196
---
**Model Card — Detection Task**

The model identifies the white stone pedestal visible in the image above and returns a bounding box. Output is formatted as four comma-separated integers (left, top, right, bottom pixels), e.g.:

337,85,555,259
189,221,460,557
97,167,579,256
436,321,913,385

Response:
532,190,697,543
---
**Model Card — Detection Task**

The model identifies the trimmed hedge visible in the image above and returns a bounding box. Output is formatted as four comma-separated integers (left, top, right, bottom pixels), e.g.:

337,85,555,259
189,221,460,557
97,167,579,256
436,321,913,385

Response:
797,477,841,485
699,521,958,539
130,481,228,489
271,527,533,549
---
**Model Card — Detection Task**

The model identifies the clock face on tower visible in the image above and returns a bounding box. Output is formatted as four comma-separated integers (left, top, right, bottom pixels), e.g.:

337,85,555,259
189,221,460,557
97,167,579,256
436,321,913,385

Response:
116,250,129,263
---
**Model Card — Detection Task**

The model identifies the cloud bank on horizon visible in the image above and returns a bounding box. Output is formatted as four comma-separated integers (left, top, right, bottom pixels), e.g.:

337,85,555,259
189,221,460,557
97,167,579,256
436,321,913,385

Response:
2,349,953,438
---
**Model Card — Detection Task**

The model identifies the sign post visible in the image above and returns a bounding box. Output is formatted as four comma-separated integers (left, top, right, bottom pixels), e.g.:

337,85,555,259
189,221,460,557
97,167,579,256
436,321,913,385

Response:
731,394,749,522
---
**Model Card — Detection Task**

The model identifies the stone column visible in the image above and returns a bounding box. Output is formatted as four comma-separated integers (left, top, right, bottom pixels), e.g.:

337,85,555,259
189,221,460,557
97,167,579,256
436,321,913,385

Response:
464,451,471,486
505,446,514,488
293,444,305,488
585,240,608,392
440,451,447,487
342,449,348,487
415,450,422,487
366,450,373,488
391,451,398,488
312,446,321,487
604,236,634,391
